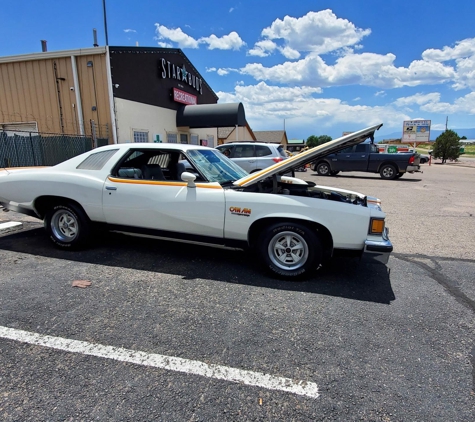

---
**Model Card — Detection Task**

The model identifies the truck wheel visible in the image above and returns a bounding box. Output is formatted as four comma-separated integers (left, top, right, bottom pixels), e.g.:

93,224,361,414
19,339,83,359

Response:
257,222,322,279
44,203,91,249
380,164,397,180
316,162,331,176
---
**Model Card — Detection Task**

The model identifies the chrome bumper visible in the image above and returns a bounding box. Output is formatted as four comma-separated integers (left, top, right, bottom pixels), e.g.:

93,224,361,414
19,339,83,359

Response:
362,228,393,264
406,165,421,173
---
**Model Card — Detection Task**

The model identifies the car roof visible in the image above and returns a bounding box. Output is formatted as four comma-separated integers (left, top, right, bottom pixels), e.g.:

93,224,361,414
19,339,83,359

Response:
93,142,215,152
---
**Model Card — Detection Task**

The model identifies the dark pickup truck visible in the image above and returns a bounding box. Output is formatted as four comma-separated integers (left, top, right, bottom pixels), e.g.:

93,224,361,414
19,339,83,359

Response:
311,143,421,179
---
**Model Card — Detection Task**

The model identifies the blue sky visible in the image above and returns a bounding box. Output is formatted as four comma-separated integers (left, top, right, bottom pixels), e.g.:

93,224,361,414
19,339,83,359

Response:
1,0,474,140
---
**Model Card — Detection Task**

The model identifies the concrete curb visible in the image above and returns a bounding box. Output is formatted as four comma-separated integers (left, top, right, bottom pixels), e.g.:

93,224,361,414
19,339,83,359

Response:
0,221,23,235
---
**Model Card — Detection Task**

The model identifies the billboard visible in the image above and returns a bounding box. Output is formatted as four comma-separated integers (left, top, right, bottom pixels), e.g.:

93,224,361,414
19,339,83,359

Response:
402,120,431,143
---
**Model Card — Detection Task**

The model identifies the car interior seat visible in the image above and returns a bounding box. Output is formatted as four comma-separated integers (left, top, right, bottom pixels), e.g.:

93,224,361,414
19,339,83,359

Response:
141,164,165,180
176,162,186,180
118,168,143,178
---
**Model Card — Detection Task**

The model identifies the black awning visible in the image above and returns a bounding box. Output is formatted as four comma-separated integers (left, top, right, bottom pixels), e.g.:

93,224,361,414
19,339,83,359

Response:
176,103,246,128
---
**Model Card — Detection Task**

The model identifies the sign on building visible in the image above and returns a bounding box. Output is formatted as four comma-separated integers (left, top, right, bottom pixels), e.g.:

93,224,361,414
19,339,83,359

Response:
402,120,431,143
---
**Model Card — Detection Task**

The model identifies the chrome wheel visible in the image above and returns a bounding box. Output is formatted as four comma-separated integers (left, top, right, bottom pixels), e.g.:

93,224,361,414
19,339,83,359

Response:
50,209,79,242
267,231,309,271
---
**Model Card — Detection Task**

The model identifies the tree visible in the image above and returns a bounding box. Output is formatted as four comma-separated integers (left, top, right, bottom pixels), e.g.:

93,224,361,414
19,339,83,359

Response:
432,130,461,163
306,135,332,148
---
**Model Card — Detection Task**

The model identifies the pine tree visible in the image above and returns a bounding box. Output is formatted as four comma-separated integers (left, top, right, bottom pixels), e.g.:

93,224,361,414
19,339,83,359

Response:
432,130,461,164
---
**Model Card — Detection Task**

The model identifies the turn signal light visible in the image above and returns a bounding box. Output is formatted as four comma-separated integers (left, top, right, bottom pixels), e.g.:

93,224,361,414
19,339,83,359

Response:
369,218,385,235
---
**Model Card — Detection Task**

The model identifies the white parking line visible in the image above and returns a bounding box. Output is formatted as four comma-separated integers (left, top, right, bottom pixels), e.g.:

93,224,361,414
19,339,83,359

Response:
0,326,319,398
0,221,23,234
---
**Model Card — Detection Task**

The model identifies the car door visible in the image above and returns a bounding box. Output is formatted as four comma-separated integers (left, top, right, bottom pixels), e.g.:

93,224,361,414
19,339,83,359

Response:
231,145,257,172
102,149,226,241
254,145,274,170
330,145,368,171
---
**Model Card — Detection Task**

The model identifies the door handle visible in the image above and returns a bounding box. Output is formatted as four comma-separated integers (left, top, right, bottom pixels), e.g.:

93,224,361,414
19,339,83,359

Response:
105,186,117,191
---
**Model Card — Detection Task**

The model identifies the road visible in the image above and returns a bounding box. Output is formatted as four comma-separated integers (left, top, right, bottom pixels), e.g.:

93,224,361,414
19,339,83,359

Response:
0,163,474,421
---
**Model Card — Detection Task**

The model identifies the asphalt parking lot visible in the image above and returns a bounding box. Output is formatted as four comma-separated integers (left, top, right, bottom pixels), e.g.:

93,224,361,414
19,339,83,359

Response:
1,162,474,421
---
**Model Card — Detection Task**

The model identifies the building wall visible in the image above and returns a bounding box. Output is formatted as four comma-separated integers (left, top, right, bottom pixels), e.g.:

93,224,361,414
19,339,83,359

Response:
115,98,217,146
0,50,111,139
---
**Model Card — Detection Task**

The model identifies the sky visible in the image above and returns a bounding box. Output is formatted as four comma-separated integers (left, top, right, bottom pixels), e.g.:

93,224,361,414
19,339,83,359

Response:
1,0,475,140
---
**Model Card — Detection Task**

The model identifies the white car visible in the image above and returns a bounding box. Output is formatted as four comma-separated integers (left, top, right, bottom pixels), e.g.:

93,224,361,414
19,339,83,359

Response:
216,142,288,173
0,124,392,279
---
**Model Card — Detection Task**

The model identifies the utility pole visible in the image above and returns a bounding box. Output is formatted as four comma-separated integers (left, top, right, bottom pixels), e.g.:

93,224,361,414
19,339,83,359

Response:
103,0,109,46
445,116,448,131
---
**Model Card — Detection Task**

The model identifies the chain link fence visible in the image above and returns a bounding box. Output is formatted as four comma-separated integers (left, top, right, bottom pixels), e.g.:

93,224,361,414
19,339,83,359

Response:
0,131,95,167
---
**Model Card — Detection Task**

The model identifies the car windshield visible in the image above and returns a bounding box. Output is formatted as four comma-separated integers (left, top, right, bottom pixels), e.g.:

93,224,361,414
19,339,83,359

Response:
186,149,248,184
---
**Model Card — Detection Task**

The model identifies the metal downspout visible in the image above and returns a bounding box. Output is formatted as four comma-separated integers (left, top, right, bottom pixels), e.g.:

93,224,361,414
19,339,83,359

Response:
70,55,85,135
105,46,118,144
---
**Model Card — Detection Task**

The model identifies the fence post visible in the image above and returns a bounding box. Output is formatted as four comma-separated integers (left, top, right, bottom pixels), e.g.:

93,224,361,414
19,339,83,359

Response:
90,120,97,149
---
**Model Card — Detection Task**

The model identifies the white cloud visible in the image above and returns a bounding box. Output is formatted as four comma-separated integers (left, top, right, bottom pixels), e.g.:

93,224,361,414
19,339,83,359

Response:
422,38,475,62
248,40,278,57
394,93,441,107
420,92,475,114
124,29,136,33
375,91,386,97
155,24,199,48
217,82,408,131
239,51,456,88
155,24,245,51
251,10,371,57
199,31,246,50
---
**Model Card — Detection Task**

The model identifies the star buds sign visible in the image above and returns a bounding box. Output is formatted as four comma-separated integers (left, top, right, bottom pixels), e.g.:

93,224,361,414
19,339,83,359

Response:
402,120,431,143
173,88,197,105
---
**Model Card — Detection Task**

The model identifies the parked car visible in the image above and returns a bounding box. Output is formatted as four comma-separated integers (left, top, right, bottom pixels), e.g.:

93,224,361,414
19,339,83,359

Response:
216,142,288,173
0,124,392,279
311,143,421,179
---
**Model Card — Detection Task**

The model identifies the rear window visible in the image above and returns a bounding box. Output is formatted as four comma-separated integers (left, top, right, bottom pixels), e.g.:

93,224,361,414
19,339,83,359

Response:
77,149,118,170
277,146,287,158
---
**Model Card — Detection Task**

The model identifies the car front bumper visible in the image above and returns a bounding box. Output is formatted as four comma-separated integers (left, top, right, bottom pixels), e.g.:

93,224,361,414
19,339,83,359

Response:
362,228,393,264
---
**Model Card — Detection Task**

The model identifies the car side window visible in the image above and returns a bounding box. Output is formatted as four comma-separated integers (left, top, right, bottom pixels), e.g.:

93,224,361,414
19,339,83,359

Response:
234,145,255,158
354,144,367,153
255,145,272,157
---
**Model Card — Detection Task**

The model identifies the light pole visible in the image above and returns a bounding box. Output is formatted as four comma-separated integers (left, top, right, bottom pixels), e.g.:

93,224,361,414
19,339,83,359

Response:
103,0,109,46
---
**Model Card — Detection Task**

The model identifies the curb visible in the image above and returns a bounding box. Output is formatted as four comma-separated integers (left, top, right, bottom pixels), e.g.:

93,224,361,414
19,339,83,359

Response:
0,221,23,235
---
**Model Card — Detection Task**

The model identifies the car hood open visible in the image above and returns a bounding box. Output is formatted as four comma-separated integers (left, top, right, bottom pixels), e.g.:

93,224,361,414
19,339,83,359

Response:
233,123,383,187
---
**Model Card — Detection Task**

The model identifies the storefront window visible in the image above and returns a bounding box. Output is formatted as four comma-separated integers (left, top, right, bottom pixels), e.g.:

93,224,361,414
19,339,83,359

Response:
180,133,188,144
133,130,149,143
167,133,178,143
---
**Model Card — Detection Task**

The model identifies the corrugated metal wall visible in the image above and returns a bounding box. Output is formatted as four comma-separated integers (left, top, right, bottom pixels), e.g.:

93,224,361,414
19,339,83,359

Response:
0,52,111,141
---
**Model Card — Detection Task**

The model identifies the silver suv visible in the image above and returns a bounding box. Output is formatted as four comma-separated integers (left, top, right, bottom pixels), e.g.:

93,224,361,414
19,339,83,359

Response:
216,142,288,173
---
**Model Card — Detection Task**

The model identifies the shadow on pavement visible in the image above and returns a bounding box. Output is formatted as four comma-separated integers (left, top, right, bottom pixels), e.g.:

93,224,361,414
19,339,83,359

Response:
0,227,395,305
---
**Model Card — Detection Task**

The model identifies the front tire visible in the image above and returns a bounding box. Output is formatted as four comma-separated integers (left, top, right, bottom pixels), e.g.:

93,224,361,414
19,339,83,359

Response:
316,162,331,176
380,164,397,180
44,203,91,249
258,222,322,279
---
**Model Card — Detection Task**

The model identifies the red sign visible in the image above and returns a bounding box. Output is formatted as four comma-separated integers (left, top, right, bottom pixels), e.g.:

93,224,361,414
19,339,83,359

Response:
173,88,197,105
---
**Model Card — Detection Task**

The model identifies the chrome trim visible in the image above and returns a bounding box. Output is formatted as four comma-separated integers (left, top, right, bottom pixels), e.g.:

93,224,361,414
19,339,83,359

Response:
362,228,393,264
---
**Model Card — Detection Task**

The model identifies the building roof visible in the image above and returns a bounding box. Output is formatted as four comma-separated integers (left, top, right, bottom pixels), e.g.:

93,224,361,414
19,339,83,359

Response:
288,139,305,145
253,130,287,144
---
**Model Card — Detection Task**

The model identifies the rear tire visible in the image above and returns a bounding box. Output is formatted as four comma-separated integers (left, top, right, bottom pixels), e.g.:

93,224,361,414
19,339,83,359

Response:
380,164,397,180
316,162,331,176
44,203,91,249
257,222,322,279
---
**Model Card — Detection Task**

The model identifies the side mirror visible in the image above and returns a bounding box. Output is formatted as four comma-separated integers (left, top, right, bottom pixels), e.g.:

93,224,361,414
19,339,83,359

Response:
181,171,197,188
